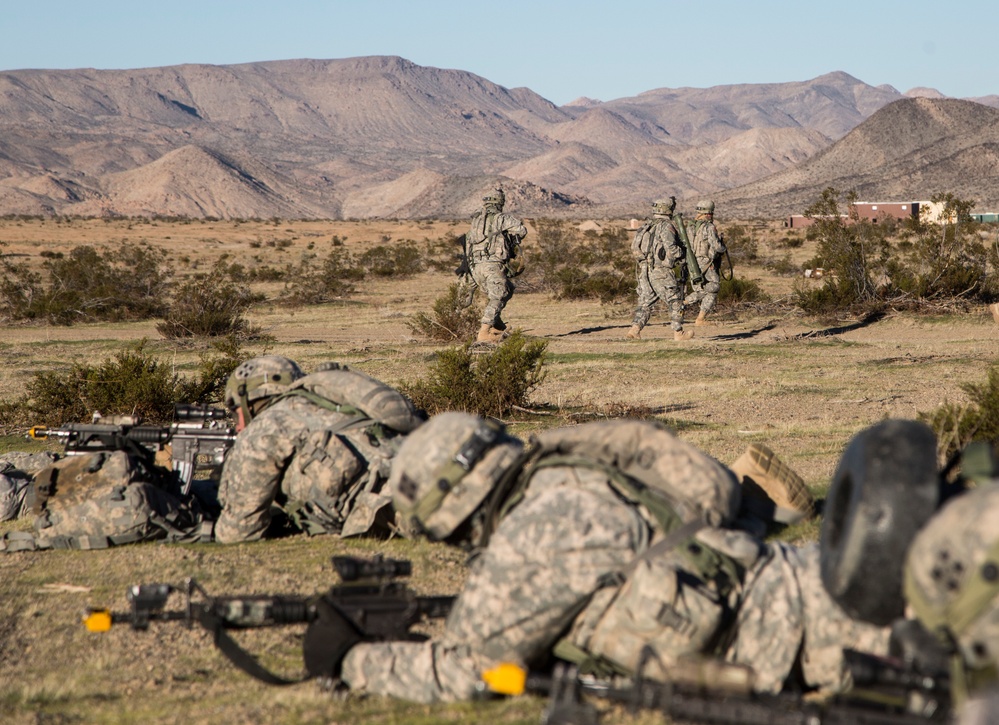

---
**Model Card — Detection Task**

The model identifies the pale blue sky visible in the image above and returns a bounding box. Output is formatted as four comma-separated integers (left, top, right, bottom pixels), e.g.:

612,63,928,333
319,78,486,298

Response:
3,1,995,105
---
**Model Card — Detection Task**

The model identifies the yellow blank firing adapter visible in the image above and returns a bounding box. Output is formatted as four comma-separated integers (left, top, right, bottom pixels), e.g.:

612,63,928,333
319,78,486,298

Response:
481,662,527,696
83,608,113,633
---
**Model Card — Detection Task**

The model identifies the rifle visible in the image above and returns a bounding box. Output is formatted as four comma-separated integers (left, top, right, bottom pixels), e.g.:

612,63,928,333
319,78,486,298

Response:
83,555,455,686
483,649,950,725
29,403,237,496
674,213,704,288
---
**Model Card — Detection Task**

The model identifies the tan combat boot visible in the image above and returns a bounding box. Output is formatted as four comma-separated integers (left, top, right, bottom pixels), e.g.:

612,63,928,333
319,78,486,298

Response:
673,329,694,341
476,324,503,343
730,443,816,523
694,311,715,326
626,324,642,339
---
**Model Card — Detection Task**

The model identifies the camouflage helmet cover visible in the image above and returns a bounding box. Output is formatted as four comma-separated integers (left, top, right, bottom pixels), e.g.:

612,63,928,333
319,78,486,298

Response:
696,200,716,214
652,197,676,215
483,188,506,207
224,355,304,422
387,412,525,540
904,484,999,674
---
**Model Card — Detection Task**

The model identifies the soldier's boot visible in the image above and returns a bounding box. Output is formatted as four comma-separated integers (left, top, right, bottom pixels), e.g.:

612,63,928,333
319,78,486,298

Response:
991,302,999,324
673,329,694,341
730,443,816,524
694,311,715,326
626,324,642,339
477,324,504,343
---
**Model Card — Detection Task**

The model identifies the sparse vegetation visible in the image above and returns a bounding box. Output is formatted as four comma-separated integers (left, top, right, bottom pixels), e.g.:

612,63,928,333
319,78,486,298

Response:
0,243,171,324
0,338,244,428
157,257,264,339
921,362,999,464
407,282,483,342
403,331,548,417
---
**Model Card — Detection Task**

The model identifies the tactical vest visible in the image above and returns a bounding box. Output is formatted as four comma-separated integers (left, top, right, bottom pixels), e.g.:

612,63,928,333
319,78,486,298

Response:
497,420,747,678
265,365,419,536
0,451,210,553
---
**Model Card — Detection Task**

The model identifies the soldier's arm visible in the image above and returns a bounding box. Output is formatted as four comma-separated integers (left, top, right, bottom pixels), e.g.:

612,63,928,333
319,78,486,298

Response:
214,413,298,543
708,223,726,256
499,213,527,240
341,484,646,702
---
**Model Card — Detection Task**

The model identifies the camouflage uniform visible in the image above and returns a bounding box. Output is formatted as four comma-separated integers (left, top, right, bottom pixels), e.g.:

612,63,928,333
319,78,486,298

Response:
0,452,59,522
214,366,418,543
630,210,688,336
466,190,527,336
683,211,726,318
340,416,885,702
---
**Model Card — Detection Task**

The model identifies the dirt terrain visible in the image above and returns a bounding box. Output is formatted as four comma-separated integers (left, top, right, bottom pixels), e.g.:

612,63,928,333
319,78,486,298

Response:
0,218,997,723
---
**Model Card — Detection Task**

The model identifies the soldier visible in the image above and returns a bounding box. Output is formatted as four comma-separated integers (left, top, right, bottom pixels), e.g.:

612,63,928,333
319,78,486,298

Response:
683,200,727,326
465,188,528,344
214,356,424,543
316,414,884,703
903,482,999,716
627,197,693,341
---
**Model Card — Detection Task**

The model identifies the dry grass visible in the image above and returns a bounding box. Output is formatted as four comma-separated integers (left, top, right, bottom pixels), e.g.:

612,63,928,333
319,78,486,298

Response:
1,217,998,722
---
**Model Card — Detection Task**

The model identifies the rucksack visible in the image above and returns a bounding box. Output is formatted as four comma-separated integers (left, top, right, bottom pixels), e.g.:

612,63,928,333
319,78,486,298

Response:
0,451,209,552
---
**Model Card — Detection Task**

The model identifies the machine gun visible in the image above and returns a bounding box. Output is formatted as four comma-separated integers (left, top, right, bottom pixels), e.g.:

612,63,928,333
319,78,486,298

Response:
83,555,455,686
30,403,237,496
674,212,704,288
483,649,950,725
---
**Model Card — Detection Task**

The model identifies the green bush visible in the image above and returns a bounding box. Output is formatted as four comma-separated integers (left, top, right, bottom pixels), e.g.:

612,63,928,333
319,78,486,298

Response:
920,363,999,464
157,259,263,339
718,276,770,305
404,331,548,418
280,246,365,305
0,244,171,324
357,241,424,277
7,339,245,427
525,220,634,302
408,283,483,342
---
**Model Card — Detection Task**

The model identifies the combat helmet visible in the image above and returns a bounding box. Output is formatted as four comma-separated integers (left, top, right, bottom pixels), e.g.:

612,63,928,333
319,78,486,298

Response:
696,200,715,215
483,188,506,209
652,197,676,216
904,484,999,702
388,412,525,541
224,355,305,424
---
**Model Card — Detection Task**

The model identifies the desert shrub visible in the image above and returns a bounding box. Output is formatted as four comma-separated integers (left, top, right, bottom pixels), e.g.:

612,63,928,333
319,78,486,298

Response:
408,283,483,342
403,331,548,418
526,220,634,302
280,246,365,305
920,363,999,465
357,241,424,277
0,243,170,324
720,224,759,263
13,339,245,427
718,276,770,305
157,258,262,339
424,233,466,273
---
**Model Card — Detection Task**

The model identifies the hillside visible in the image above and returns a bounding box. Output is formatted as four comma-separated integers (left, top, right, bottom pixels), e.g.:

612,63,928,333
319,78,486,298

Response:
717,98,999,217
0,58,993,219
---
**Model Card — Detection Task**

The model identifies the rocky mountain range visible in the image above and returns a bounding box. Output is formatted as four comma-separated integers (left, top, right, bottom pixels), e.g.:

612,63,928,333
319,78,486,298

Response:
1,55,997,220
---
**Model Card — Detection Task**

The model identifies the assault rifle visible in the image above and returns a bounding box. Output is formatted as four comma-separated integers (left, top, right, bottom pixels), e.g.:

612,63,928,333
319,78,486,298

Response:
29,403,237,496
83,555,455,686
483,649,950,724
674,212,704,288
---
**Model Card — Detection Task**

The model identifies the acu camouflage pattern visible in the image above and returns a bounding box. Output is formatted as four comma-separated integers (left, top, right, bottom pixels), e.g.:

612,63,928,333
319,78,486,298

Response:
215,368,413,543
0,451,59,522
630,216,687,332
726,542,890,694
683,215,726,315
344,420,752,702
1,451,206,552
466,204,527,328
